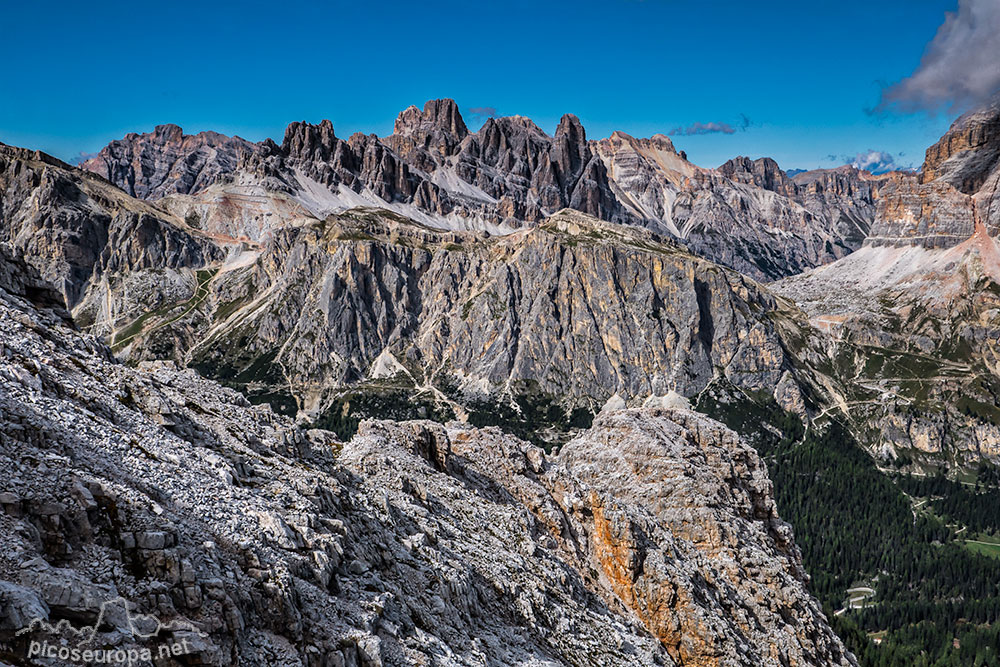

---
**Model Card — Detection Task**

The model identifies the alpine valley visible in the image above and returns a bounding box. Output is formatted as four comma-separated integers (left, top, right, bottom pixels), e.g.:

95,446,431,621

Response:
3,96,1000,667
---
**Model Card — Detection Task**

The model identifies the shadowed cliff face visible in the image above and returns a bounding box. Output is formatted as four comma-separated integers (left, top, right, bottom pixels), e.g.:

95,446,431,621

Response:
0,144,225,313
78,99,878,281
0,242,854,665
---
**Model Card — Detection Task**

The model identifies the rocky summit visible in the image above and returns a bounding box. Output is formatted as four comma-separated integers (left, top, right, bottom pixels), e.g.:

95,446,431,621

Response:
0,243,852,666
80,125,254,201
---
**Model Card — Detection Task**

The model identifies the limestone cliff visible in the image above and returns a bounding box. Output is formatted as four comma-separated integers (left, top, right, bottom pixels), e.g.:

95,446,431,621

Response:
95,207,823,440
867,96,1000,248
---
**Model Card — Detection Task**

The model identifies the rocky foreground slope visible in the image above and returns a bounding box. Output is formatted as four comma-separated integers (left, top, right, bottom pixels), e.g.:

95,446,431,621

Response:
0,245,852,666
80,99,878,280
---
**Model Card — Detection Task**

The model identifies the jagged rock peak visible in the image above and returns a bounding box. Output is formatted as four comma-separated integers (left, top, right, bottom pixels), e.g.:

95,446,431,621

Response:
483,114,549,137
123,123,229,146
76,98,877,278
387,99,469,169
555,113,586,141
718,155,792,194
863,95,1000,248
392,98,468,139
551,114,589,179
649,132,676,147
148,123,183,142
281,118,337,158
608,129,636,142
601,130,681,156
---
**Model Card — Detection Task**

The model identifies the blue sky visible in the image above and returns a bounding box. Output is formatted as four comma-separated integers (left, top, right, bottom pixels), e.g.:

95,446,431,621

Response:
0,0,982,172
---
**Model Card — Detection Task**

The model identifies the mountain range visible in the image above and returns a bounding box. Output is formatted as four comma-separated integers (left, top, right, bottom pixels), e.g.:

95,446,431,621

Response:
3,95,1000,666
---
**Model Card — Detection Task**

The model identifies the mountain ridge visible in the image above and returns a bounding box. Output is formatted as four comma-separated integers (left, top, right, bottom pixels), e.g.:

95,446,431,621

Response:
77,99,880,281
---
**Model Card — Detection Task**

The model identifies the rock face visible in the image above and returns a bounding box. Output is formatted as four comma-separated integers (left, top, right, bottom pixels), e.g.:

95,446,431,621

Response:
556,410,851,665
79,100,878,279
921,94,1000,194
0,243,71,317
386,98,470,169
718,156,796,196
96,206,822,439
0,245,852,665
79,124,255,200
867,96,1000,249
789,167,881,249
865,173,974,247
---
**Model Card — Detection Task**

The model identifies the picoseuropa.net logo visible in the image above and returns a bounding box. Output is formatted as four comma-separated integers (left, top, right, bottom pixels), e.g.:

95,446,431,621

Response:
16,596,206,666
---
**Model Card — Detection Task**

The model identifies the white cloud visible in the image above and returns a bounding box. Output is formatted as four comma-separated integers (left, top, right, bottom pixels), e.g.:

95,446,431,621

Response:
877,0,1000,113
844,149,913,174
668,121,736,136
